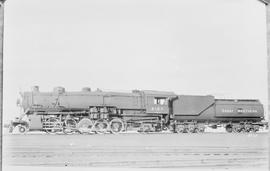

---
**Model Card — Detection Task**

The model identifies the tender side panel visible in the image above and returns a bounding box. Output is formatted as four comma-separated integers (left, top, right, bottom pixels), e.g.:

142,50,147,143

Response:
173,106,215,121
173,95,215,116
215,100,264,118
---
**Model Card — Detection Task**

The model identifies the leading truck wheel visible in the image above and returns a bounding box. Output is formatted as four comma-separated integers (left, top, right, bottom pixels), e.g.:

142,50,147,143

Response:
15,124,27,134
109,118,124,134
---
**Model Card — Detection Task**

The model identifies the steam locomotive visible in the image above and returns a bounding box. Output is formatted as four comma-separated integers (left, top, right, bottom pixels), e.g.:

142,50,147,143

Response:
9,86,266,134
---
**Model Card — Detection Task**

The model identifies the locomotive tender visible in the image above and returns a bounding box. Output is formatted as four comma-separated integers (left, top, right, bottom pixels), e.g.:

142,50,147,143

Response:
9,86,266,134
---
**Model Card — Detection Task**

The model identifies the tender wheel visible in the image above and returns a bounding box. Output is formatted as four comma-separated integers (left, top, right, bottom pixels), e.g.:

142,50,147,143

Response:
63,118,77,134
93,119,109,134
194,128,199,133
248,128,254,133
109,118,124,134
187,125,195,133
253,125,260,132
244,124,252,133
77,118,93,134
232,125,242,133
44,117,63,134
225,125,233,133
198,125,205,133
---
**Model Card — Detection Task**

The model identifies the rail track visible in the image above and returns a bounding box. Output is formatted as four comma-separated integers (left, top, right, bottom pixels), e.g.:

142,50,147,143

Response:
3,133,268,169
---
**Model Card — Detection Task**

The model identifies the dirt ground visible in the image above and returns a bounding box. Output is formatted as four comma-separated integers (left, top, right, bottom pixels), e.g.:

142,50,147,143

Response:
2,132,269,170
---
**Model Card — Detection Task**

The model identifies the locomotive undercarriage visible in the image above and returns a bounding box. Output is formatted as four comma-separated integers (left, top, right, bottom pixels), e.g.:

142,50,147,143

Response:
11,106,167,134
172,121,206,133
41,115,164,134
10,107,265,134
11,115,265,134
224,122,261,133
171,120,263,133
40,107,126,134
42,116,125,134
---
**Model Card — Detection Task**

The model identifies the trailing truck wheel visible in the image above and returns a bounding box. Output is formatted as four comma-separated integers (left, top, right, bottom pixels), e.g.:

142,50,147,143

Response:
109,118,124,134
63,118,77,134
175,124,185,133
77,118,93,134
93,119,109,134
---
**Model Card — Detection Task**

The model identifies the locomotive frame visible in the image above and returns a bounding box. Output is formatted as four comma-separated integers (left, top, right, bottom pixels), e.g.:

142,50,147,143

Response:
8,86,267,134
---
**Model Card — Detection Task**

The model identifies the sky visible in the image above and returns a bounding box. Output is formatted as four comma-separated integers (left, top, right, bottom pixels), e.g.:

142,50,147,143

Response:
2,0,268,122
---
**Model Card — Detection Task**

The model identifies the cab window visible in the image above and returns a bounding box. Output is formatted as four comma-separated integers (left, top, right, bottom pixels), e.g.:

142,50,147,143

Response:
154,97,167,105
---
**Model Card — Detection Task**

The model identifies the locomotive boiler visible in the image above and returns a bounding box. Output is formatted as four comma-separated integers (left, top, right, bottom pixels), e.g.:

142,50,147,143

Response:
9,86,266,134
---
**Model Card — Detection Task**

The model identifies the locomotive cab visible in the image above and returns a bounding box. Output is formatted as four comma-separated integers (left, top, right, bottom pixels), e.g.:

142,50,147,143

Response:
143,90,176,114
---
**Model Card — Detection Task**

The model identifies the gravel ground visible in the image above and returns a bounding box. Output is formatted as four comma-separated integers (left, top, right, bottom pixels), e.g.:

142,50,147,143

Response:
2,132,269,170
